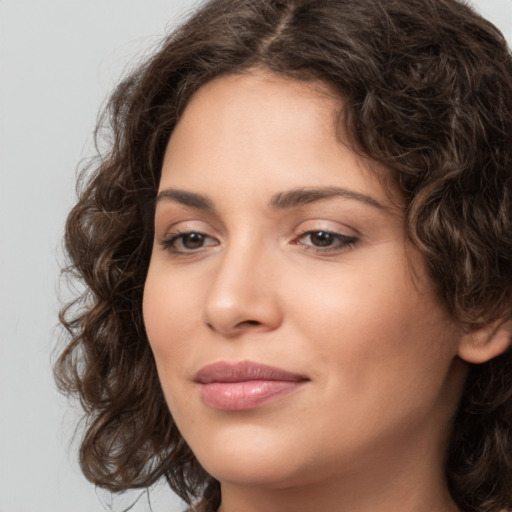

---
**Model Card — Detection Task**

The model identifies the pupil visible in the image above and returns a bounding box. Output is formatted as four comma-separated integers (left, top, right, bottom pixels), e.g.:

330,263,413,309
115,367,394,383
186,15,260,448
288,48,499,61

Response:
311,231,333,246
183,233,204,249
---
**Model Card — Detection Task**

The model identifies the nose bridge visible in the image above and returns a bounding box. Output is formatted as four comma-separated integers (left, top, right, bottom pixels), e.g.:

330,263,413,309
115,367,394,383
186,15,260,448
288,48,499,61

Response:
203,231,281,335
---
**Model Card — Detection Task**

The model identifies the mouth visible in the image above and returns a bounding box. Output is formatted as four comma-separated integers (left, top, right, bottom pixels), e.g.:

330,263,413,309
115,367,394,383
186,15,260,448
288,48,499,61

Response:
194,360,309,411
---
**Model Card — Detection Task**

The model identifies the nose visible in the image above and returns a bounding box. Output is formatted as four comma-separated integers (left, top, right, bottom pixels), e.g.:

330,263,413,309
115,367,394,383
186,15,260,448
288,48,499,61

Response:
203,241,283,338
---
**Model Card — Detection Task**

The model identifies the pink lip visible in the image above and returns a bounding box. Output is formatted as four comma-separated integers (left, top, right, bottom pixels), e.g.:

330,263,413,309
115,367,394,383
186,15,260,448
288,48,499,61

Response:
194,361,309,411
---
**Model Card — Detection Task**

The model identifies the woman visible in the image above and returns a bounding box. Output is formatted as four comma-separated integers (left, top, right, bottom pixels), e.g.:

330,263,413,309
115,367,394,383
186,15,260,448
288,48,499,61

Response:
55,0,512,511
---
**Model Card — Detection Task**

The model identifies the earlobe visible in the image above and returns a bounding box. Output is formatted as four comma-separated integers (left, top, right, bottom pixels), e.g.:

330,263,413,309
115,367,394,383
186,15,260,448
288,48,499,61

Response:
457,319,512,364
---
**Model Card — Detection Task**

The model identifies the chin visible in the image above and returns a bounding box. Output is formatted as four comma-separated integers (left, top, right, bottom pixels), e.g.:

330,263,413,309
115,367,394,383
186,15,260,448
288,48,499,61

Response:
186,423,313,488
202,454,307,489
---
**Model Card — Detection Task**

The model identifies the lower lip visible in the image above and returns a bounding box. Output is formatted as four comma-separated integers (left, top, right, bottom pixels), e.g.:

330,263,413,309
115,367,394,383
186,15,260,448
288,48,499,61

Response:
199,380,306,411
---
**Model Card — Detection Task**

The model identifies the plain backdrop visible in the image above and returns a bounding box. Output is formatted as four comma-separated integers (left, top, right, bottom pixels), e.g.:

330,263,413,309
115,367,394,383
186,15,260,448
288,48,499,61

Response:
0,1,510,511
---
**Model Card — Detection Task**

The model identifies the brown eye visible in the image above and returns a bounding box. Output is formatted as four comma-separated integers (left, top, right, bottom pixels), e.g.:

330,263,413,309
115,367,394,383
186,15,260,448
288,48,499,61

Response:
161,231,219,254
181,232,207,249
296,230,358,253
309,231,336,247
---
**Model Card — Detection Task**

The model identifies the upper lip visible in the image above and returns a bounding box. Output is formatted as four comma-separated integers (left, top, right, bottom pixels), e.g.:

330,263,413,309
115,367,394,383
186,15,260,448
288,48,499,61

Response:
194,360,309,384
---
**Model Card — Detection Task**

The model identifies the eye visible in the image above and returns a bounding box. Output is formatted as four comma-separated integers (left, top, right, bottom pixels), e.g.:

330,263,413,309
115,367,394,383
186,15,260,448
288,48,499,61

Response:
160,230,219,254
296,230,357,253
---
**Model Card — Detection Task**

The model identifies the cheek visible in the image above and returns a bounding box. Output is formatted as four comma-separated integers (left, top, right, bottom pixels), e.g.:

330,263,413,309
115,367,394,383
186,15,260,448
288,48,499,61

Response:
142,267,206,424
142,265,202,371
284,254,457,393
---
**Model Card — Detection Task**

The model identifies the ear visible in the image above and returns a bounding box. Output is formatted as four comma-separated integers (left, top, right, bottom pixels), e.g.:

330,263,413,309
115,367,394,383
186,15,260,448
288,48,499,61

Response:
458,319,512,364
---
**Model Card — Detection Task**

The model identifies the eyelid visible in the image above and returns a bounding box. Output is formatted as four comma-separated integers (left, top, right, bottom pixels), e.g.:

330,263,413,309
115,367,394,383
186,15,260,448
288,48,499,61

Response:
294,229,357,252
157,218,217,240
157,219,221,255
156,218,359,256
292,219,359,238
159,229,219,255
291,220,359,254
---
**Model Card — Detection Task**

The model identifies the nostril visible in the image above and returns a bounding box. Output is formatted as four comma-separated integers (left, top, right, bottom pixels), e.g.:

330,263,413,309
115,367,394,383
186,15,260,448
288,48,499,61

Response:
238,320,261,327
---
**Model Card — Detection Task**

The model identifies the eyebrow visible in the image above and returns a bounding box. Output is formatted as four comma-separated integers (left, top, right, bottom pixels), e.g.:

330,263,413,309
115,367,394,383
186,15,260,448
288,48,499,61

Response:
269,186,386,210
155,186,386,211
156,188,215,210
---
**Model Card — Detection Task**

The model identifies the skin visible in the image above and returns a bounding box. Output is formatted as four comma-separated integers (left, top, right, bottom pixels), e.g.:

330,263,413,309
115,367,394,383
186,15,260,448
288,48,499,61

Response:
143,70,473,512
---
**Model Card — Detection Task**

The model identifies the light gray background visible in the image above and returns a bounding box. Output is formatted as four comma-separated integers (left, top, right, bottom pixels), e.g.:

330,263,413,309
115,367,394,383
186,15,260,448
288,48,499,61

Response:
0,1,510,511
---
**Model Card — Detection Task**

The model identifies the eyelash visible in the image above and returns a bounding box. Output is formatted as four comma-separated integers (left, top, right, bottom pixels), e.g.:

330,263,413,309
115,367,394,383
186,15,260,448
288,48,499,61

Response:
294,230,358,253
160,229,358,256
160,230,217,255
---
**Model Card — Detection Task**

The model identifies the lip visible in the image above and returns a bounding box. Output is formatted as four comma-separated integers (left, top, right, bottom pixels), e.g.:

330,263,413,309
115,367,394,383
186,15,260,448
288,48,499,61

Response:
194,361,309,411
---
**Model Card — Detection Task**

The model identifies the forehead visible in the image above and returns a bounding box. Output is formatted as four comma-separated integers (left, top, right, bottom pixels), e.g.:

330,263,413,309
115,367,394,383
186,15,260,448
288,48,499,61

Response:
170,70,340,155
161,69,398,209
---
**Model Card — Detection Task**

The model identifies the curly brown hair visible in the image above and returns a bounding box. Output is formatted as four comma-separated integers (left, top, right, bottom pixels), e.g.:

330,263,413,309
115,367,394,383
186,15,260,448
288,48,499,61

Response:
55,0,512,511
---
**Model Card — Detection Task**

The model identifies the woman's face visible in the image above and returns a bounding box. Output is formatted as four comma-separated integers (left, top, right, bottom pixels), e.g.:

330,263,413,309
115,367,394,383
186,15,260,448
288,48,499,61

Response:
143,71,467,493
